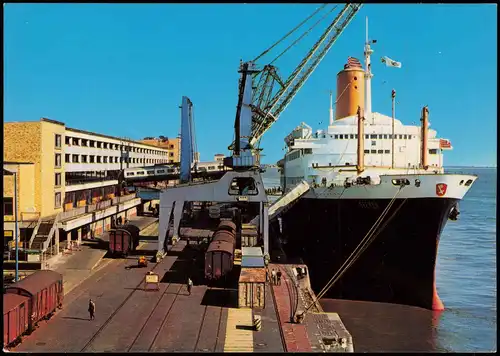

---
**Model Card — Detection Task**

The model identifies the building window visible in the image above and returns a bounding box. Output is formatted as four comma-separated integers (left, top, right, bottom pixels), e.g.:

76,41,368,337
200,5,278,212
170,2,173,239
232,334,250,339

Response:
429,149,439,154
109,156,113,163
65,136,71,145
103,156,108,163
169,144,174,149
89,155,95,163
115,157,119,163
399,134,403,139
72,154,79,163
404,134,408,139
384,134,388,139
378,134,383,139
384,150,390,154
370,134,377,139
55,153,62,167
55,173,62,187
371,141,376,146
65,154,71,163
377,149,383,154
55,134,62,148
72,137,79,145
364,150,369,154
3,197,13,216
97,141,102,149
97,156,101,163
55,192,62,209
81,139,87,147
370,149,377,154
169,152,174,157
83,155,89,163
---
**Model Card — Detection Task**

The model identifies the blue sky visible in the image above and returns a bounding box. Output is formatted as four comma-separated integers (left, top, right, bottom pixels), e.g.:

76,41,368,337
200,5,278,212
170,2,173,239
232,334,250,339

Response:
4,4,497,166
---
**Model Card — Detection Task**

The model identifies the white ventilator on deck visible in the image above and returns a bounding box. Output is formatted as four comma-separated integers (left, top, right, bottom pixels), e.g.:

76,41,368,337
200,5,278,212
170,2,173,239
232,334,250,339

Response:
250,180,310,226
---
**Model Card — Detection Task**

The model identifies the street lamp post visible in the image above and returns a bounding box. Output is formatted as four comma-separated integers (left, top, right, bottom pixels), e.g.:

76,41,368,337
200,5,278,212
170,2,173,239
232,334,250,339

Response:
13,171,19,282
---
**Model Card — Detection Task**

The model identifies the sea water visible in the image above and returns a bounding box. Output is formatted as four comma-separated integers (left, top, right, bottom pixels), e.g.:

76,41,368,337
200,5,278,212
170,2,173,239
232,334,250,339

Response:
262,166,496,352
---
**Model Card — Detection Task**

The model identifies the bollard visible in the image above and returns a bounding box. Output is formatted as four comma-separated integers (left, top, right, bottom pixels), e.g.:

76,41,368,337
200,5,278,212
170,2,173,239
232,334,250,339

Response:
253,316,262,331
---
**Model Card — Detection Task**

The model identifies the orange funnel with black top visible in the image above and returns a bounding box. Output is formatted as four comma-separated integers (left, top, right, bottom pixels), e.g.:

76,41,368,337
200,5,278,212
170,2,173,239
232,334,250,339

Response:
335,57,365,120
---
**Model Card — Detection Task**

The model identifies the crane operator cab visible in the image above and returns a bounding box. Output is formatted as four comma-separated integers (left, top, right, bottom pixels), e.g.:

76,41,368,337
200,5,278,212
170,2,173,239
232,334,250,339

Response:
229,177,258,196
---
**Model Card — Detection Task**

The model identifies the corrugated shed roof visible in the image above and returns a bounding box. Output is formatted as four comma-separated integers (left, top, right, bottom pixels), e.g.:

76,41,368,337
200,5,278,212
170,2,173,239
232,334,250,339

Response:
239,267,266,283
3,293,30,314
241,247,263,257
241,229,258,237
6,270,62,297
241,256,265,268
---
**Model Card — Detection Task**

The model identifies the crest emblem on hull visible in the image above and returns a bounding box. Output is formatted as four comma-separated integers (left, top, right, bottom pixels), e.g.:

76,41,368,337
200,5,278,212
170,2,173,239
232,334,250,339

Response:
436,183,447,197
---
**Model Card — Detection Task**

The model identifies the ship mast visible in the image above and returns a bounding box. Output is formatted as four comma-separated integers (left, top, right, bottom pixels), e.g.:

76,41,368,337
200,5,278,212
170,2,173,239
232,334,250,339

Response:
364,17,374,124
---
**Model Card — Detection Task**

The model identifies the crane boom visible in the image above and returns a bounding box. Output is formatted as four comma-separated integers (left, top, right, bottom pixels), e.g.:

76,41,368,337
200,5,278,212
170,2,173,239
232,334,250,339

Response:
228,3,362,153
251,3,362,146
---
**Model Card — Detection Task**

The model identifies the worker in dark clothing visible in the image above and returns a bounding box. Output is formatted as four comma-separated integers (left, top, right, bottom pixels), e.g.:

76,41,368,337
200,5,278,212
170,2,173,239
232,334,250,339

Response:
88,299,96,320
276,270,282,286
187,277,193,296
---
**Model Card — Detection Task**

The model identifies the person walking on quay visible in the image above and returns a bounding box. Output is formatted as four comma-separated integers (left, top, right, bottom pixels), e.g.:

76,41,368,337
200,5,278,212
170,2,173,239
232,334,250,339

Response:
187,277,193,296
271,269,277,286
88,299,96,321
276,270,282,286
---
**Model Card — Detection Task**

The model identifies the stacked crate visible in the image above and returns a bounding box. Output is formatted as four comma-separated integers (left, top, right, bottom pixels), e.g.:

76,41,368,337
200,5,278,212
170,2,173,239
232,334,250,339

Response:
238,247,266,309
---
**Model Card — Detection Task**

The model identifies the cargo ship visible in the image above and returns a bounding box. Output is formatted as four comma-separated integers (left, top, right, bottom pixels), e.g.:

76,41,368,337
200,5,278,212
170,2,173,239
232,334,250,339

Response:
276,23,477,311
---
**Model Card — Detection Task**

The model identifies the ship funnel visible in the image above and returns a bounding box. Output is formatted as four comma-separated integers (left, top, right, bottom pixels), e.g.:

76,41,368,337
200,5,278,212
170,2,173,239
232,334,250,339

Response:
335,57,365,120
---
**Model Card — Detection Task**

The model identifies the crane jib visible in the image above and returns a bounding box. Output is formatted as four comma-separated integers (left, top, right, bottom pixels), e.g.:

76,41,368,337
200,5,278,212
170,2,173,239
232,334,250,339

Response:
228,3,363,151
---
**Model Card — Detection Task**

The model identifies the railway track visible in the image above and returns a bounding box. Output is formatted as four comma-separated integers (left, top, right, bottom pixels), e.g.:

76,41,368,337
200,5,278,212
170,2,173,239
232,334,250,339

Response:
80,256,166,352
125,282,182,352
193,285,227,352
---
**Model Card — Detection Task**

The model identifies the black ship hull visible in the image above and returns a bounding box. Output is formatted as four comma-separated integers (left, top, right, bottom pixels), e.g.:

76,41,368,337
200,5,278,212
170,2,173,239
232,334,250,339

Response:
276,196,459,310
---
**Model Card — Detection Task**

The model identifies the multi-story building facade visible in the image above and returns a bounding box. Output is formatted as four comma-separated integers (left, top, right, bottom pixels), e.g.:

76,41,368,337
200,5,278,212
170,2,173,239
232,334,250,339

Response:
138,136,181,164
3,118,170,260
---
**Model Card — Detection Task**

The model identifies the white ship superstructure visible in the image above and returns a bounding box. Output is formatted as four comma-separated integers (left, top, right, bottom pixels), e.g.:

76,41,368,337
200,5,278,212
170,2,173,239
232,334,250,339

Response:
276,18,477,311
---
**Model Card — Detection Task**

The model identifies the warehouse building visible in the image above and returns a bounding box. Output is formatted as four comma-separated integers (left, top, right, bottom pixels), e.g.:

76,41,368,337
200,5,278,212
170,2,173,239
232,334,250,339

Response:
3,118,171,263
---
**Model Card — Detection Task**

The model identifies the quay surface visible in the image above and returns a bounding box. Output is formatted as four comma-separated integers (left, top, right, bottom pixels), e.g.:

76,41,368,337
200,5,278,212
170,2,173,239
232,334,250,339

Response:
10,221,352,353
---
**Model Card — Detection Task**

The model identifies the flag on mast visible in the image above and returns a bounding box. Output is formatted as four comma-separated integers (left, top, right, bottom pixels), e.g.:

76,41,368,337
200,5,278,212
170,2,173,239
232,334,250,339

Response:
381,56,402,68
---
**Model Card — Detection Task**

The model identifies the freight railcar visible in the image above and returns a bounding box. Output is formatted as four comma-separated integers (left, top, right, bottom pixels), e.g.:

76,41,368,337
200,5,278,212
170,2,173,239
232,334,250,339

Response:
4,270,64,347
3,294,30,347
205,240,235,281
211,230,236,245
108,224,141,257
216,220,237,235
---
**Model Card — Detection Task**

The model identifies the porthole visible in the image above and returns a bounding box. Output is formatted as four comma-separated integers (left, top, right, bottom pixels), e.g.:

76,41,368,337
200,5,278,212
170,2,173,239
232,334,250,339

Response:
354,76,358,80
459,180,464,185
464,179,473,186
415,179,421,187
354,86,358,90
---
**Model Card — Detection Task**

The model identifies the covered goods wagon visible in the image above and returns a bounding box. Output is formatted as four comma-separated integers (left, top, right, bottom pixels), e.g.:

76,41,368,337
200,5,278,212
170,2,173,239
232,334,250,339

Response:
108,224,140,257
205,240,235,280
5,270,63,328
3,294,30,347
